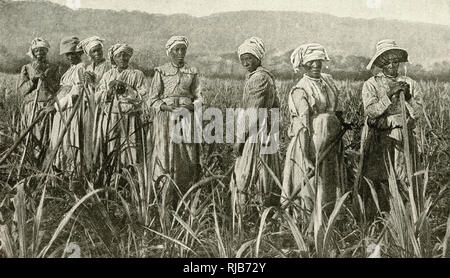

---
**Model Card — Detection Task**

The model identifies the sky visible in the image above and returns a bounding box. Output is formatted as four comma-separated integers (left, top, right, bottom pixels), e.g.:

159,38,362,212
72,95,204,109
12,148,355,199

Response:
47,0,450,26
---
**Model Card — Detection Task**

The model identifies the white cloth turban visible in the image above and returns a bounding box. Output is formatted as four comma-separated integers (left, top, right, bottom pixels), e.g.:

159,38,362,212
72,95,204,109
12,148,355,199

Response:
237,37,265,61
290,43,330,72
165,36,189,56
78,36,105,55
108,43,134,65
27,37,50,59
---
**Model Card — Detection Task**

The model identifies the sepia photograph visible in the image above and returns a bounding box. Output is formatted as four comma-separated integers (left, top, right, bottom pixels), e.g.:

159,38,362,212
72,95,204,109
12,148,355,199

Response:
0,0,449,262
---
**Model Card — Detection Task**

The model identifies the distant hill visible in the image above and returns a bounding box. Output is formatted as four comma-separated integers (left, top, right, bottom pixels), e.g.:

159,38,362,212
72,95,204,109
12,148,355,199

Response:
1,0,449,78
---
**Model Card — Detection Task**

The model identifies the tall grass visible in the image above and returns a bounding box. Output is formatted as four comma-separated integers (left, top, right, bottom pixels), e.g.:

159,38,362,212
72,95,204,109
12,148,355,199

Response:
1,72,449,257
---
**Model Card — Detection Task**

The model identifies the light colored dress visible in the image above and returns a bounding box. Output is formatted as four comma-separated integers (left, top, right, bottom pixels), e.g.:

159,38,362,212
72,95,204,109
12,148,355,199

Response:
230,66,281,213
281,73,345,213
147,62,203,194
50,62,86,171
361,72,423,182
17,60,59,157
97,66,147,167
83,59,111,166
86,59,111,92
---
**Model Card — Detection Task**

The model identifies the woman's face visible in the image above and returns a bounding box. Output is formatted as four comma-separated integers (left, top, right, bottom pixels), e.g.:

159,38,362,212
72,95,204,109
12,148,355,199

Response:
304,59,322,79
113,51,131,70
240,53,261,73
169,44,187,66
32,47,48,62
64,51,82,65
380,52,400,77
89,44,104,64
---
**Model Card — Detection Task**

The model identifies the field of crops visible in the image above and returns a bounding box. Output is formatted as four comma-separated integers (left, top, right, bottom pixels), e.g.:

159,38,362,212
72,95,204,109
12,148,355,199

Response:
0,71,449,258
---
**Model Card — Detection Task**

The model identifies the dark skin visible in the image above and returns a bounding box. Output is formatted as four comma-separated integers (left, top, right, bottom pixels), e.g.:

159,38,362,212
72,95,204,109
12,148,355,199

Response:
240,53,261,73
367,52,412,128
279,59,326,176
89,44,104,65
113,51,130,72
65,51,83,67
107,52,135,100
292,60,324,176
84,44,105,85
303,59,322,79
233,53,262,156
33,47,48,63
41,51,83,115
161,44,194,112
31,47,54,116
378,52,411,101
169,44,187,67
31,47,49,84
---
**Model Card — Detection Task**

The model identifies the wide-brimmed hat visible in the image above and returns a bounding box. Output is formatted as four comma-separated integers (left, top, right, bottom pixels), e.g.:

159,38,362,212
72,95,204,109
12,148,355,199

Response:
366,39,408,70
60,36,83,55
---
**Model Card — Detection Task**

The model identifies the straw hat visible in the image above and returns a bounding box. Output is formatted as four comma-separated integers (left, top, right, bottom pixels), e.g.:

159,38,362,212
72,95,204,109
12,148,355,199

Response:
60,36,83,55
366,39,408,70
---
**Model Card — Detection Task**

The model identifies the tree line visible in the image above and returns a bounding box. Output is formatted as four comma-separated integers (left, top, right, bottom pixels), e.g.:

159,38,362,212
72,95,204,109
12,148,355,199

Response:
1,43,449,81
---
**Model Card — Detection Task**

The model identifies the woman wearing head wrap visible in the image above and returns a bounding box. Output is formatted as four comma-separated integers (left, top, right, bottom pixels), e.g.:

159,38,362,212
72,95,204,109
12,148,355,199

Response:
229,37,281,218
281,43,345,218
17,37,60,159
49,36,86,171
96,43,148,167
360,39,423,211
78,36,111,91
147,35,203,206
78,36,111,167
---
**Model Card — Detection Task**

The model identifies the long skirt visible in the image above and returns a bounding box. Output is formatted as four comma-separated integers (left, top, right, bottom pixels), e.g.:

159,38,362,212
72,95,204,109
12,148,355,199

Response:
230,135,281,215
50,106,82,172
22,101,53,158
149,110,201,202
281,113,345,215
360,115,420,212
101,111,144,168
361,115,419,183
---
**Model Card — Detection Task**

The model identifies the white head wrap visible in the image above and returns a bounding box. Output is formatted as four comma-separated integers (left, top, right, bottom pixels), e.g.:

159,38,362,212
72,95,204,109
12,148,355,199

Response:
77,36,104,55
290,43,330,72
165,36,189,56
108,43,134,65
27,37,50,59
237,37,265,61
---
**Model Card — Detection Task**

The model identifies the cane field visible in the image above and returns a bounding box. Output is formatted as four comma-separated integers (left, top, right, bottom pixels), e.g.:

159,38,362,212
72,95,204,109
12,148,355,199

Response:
0,71,449,258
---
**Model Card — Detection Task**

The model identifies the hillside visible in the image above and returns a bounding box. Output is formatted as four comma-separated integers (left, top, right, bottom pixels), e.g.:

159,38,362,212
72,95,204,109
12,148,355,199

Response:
0,0,449,77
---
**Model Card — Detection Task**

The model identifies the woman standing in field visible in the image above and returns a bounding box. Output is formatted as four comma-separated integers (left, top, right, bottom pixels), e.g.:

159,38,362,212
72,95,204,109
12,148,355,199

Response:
361,39,423,210
147,36,203,205
17,37,60,159
50,36,86,172
96,43,147,168
78,36,111,92
281,43,345,217
229,37,281,219
77,36,111,166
